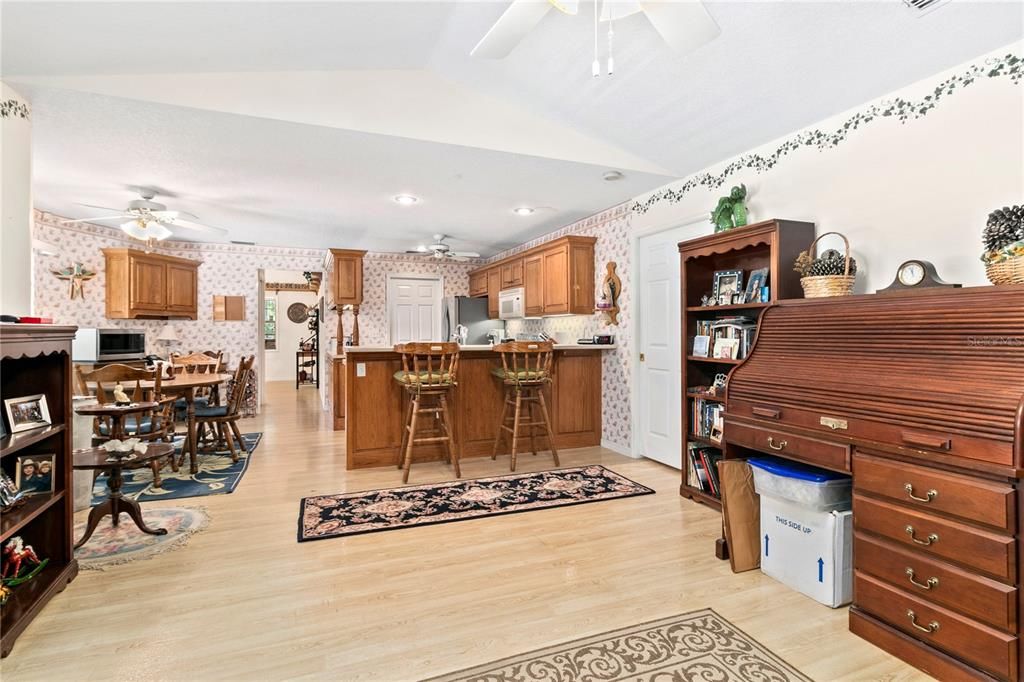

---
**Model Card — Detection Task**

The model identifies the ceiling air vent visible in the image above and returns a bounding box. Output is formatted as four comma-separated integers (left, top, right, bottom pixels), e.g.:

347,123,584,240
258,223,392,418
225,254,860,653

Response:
903,0,951,16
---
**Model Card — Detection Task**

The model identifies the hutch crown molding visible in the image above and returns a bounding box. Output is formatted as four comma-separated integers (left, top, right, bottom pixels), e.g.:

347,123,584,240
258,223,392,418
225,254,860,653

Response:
102,248,201,320
469,236,596,319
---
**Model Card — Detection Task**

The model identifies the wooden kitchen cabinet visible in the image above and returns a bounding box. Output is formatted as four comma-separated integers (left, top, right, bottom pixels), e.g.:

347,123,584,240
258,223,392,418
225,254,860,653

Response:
523,255,544,316
486,268,501,319
500,258,523,289
469,236,595,319
103,248,201,319
469,271,488,297
327,249,367,308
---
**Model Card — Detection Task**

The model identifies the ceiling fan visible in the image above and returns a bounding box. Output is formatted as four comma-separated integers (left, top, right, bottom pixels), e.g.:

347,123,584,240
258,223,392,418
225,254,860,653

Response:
406,235,481,262
471,0,720,61
60,188,227,243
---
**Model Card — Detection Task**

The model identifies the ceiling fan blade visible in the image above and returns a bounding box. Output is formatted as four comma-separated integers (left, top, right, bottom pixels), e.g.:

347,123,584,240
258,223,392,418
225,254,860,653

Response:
61,214,131,224
405,250,428,254
640,1,721,55
470,0,552,58
168,218,228,235
74,202,125,213
151,210,179,221
449,251,481,259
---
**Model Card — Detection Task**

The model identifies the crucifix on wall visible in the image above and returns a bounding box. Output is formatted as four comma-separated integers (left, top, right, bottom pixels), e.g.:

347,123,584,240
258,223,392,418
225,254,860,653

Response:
51,262,97,300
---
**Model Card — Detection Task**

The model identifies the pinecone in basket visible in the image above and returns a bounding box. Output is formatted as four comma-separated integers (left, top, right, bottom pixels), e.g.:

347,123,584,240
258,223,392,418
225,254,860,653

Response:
984,205,1024,253
802,249,858,277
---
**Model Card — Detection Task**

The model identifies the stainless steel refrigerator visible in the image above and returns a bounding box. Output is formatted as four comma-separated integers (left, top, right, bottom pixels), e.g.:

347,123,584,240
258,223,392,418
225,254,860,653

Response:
442,296,505,344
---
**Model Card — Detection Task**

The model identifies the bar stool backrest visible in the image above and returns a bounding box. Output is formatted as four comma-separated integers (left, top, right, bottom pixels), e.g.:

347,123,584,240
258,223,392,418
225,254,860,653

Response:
394,342,460,389
493,341,554,385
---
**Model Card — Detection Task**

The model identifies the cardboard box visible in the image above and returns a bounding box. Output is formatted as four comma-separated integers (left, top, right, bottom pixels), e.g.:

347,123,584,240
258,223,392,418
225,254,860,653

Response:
760,494,852,607
719,460,761,573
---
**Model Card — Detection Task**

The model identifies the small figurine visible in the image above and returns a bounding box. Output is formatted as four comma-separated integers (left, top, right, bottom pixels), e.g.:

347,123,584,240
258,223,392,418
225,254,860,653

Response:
112,382,131,406
0,582,10,605
51,262,97,300
2,537,45,582
710,184,749,233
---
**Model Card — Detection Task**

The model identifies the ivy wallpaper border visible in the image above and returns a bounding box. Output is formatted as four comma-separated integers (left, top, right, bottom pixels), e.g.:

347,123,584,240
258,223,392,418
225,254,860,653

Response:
1,98,31,120
632,53,1022,215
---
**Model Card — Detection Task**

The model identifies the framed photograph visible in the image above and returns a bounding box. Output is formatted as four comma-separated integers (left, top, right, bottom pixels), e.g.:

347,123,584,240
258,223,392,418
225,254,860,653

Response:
15,453,56,496
745,268,769,303
713,338,740,360
712,270,744,302
692,335,711,358
4,394,51,434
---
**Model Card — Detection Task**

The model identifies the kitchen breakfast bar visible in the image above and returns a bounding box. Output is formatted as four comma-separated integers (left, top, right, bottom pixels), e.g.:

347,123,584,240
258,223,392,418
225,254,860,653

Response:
332,345,614,470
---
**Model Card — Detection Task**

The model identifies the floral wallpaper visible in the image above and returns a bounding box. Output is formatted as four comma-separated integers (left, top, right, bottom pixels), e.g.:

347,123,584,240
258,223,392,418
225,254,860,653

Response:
32,210,324,406
501,204,634,453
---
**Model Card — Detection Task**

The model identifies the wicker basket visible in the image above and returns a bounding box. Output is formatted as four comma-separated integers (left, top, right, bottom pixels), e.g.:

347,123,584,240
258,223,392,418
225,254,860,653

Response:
985,254,1024,285
798,232,856,298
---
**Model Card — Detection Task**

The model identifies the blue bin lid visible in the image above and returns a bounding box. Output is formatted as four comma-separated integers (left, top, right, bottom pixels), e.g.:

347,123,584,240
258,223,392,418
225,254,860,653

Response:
747,456,850,483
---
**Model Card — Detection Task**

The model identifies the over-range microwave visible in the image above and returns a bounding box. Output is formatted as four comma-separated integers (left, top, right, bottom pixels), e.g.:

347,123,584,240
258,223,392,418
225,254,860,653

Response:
72,328,147,363
498,287,525,320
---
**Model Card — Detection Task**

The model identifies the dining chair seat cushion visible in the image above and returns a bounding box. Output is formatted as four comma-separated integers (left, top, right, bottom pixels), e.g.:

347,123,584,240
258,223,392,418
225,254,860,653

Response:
194,405,229,418
174,396,210,410
98,416,161,436
490,367,548,381
392,370,453,385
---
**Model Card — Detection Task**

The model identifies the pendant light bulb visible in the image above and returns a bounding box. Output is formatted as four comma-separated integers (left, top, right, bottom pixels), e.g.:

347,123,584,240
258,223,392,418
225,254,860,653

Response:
607,56,614,75
592,59,600,77
607,16,614,76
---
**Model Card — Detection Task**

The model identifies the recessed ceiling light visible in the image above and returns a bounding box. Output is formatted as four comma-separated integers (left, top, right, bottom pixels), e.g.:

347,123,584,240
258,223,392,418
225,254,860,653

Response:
513,207,535,216
393,194,419,205
603,170,624,181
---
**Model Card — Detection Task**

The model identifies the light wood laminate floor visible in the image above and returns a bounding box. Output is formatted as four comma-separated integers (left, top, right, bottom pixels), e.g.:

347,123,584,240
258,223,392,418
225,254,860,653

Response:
1,381,926,681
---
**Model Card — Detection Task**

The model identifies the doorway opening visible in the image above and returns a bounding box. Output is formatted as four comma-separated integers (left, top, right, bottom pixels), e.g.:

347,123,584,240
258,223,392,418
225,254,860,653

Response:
260,269,322,401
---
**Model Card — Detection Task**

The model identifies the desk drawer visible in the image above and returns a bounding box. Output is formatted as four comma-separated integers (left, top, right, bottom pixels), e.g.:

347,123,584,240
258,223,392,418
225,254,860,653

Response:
856,572,1017,681
855,534,1017,632
725,420,850,472
854,494,1016,582
854,452,1015,531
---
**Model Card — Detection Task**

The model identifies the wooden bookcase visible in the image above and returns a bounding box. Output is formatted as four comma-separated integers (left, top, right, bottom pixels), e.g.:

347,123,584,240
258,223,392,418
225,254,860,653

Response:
678,219,814,510
1,325,79,658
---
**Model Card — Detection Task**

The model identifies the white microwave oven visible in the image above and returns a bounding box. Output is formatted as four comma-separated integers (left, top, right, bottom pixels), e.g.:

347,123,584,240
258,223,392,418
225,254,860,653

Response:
72,328,147,363
498,287,525,320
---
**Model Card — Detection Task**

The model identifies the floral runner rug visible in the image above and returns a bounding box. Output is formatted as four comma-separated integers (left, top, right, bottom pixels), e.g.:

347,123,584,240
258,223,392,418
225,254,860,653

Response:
298,465,654,542
425,609,812,682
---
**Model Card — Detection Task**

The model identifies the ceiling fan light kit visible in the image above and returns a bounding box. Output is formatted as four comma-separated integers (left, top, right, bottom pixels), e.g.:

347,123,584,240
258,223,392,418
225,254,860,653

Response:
61,188,226,244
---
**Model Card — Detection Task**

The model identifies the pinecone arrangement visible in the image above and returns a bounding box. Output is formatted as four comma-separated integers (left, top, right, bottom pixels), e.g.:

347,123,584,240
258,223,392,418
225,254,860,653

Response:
794,247,858,277
983,205,1024,255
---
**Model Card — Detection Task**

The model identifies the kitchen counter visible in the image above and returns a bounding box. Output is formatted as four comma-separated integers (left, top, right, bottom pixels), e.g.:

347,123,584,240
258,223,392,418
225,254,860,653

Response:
341,345,604,469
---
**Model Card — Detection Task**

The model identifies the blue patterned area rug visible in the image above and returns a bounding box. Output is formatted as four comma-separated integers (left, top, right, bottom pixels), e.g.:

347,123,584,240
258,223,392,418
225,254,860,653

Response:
298,465,654,542
92,433,262,503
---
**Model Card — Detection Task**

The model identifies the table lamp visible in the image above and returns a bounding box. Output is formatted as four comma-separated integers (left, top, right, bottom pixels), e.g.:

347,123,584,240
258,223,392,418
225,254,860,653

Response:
156,324,180,359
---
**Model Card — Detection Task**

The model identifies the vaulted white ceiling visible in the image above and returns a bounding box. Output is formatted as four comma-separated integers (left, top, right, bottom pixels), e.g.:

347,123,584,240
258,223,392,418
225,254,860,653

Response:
3,1,1020,254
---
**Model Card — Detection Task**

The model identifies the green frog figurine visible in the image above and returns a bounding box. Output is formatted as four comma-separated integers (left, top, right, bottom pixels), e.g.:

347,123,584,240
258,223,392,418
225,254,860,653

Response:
710,184,749,232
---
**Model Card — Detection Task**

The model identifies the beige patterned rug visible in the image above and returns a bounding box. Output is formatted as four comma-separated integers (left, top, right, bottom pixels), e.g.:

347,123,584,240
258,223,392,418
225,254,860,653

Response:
426,609,811,682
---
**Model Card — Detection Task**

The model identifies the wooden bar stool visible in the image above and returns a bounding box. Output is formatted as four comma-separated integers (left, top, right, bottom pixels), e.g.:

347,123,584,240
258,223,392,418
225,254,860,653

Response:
490,341,559,472
393,342,461,483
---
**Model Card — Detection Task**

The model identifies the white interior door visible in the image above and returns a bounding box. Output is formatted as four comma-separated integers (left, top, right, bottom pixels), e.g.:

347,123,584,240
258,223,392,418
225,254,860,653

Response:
637,221,709,468
388,276,442,344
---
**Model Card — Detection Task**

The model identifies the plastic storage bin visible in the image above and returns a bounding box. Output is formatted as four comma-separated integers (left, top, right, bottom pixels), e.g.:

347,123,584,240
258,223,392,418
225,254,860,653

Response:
748,457,852,511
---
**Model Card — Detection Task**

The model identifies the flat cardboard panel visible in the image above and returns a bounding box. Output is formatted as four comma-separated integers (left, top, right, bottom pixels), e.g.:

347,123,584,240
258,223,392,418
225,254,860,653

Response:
719,460,761,573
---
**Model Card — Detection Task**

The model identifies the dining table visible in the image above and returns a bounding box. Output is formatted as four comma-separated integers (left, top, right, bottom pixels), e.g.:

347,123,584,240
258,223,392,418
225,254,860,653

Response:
141,372,234,475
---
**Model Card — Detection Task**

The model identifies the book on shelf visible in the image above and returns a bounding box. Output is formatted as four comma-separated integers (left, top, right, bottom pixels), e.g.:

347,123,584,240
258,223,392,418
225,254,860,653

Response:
691,315,757,360
691,398,724,441
686,442,723,497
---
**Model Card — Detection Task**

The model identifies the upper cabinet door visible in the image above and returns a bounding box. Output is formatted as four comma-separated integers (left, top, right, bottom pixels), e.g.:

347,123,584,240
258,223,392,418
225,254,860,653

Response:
335,257,362,305
129,256,169,311
524,255,544,316
501,259,524,289
487,268,501,319
542,245,570,314
469,271,488,297
568,241,595,314
166,263,197,313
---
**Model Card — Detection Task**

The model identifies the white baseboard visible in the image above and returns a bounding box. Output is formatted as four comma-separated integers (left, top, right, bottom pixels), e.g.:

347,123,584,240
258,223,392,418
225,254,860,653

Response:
601,439,637,457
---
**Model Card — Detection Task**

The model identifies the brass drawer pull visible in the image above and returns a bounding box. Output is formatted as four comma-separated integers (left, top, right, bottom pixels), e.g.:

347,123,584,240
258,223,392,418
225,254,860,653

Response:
904,483,938,503
905,525,939,546
767,437,787,451
905,568,939,590
907,610,940,634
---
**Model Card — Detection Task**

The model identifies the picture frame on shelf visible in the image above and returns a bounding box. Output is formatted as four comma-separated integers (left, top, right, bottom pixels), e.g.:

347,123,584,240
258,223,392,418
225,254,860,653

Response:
15,453,56,496
712,270,744,303
713,338,740,360
4,393,51,434
692,335,711,358
745,268,769,303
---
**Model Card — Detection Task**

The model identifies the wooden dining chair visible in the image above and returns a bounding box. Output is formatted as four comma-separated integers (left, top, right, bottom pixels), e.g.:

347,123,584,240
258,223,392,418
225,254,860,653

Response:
74,363,178,486
194,355,255,462
171,351,223,421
